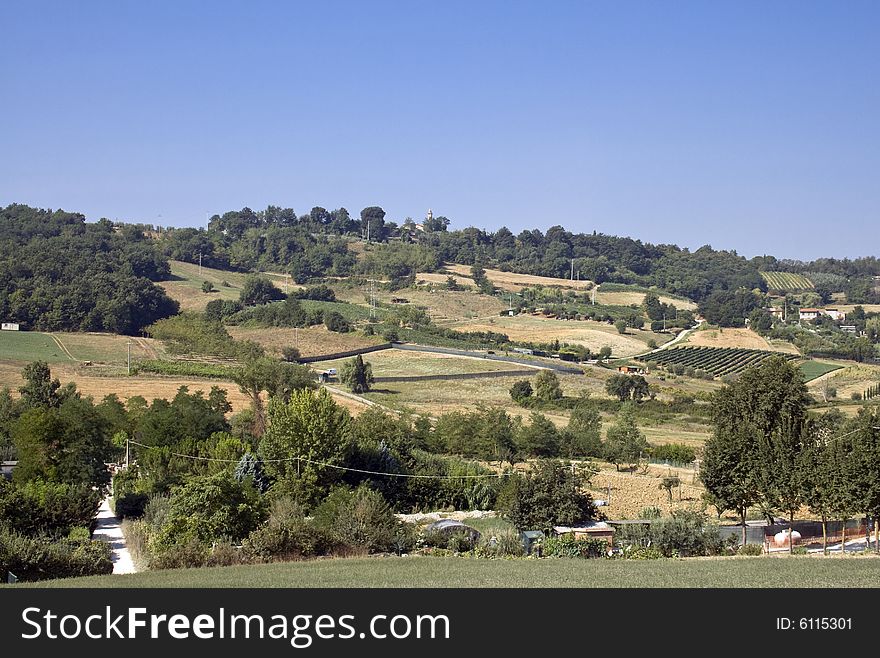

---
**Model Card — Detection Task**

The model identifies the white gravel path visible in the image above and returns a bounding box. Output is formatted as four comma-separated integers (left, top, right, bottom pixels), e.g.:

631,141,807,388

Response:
92,498,137,574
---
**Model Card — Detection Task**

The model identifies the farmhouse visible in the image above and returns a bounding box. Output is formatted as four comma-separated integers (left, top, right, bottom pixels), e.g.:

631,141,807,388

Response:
1,322,20,331
824,308,845,321
764,307,784,319
799,308,822,321
617,365,645,375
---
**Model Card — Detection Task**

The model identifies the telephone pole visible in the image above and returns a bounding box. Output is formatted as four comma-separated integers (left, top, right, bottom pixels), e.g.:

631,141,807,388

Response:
198,252,202,277
127,339,132,375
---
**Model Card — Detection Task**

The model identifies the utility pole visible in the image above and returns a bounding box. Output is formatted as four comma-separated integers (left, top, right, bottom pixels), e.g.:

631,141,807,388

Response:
663,313,666,331
127,339,132,375
198,252,202,277
571,258,574,281
125,437,130,469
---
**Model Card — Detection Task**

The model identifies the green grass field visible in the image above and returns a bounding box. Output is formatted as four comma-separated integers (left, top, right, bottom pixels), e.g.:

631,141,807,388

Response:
0,331,72,363
15,555,880,588
798,360,843,382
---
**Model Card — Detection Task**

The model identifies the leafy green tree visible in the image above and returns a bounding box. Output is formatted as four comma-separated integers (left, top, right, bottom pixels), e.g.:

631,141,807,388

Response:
445,276,460,291
323,311,351,333
13,396,113,488
153,471,267,549
534,370,562,401
18,361,75,409
339,355,374,394
643,292,663,321
509,379,533,403
232,358,316,437
701,356,809,544
312,485,401,553
603,403,648,472
239,275,285,306
234,452,270,493
259,388,352,507
518,412,559,458
605,374,633,402
561,402,602,457
201,280,215,293
360,206,387,242
597,346,612,361
615,319,628,334
501,460,598,532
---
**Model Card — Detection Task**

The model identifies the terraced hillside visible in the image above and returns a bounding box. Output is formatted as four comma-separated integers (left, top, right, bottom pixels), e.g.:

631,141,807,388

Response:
641,346,798,378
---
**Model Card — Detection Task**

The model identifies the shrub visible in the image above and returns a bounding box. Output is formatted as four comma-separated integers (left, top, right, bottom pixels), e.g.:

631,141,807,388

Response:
244,497,336,562
509,380,533,403
202,281,215,293
737,543,764,556
500,460,597,532
621,545,663,560
152,472,267,552
382,328,399,342
150,537,210,570
324,311,351,333
851,392,862,401
282,346,301,362
649,443,696,464
121,519,151,567
205,540,246,567
114,493,149,519
543,534,607,558
312,486,400,554
493,528,525,557
0,479,101,537
0,530,113,581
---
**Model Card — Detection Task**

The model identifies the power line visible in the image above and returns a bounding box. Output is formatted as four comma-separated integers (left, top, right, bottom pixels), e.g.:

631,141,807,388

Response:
127,440,513,480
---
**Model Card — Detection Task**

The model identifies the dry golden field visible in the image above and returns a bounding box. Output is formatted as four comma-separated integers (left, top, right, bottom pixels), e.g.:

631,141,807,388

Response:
312,349,533,378
683,326,800,354
445,314,663,357
595,288,698,311
160,260,300,312
590,463,705,519
331,282,506,322
808,362,880,400
443,263,594,292
227,324,385,358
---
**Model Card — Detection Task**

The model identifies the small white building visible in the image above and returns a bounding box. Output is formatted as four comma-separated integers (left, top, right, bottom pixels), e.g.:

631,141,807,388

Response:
1,322,20,331
824,308,845,322
799,308,822,321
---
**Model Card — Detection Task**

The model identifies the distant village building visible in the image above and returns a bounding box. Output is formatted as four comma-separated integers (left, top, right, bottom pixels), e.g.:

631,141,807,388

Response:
840,325,858,334
617,365,646,375
798,308,822,321
824,308,845,321
765,307,784,319
1,322,20,331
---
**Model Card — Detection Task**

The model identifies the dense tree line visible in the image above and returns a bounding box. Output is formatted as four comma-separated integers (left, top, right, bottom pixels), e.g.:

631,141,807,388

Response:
0,204,179,333
701,356,880,551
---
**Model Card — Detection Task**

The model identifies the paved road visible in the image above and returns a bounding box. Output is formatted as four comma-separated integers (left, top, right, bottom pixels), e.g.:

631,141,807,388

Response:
92,498,137,574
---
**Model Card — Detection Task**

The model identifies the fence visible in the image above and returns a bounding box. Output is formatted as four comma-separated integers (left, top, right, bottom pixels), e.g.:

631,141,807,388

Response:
719,519,870,547
373,369,538,384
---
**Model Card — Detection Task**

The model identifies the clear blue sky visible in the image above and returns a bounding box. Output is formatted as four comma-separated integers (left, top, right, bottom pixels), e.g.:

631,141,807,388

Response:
1,1,877,260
